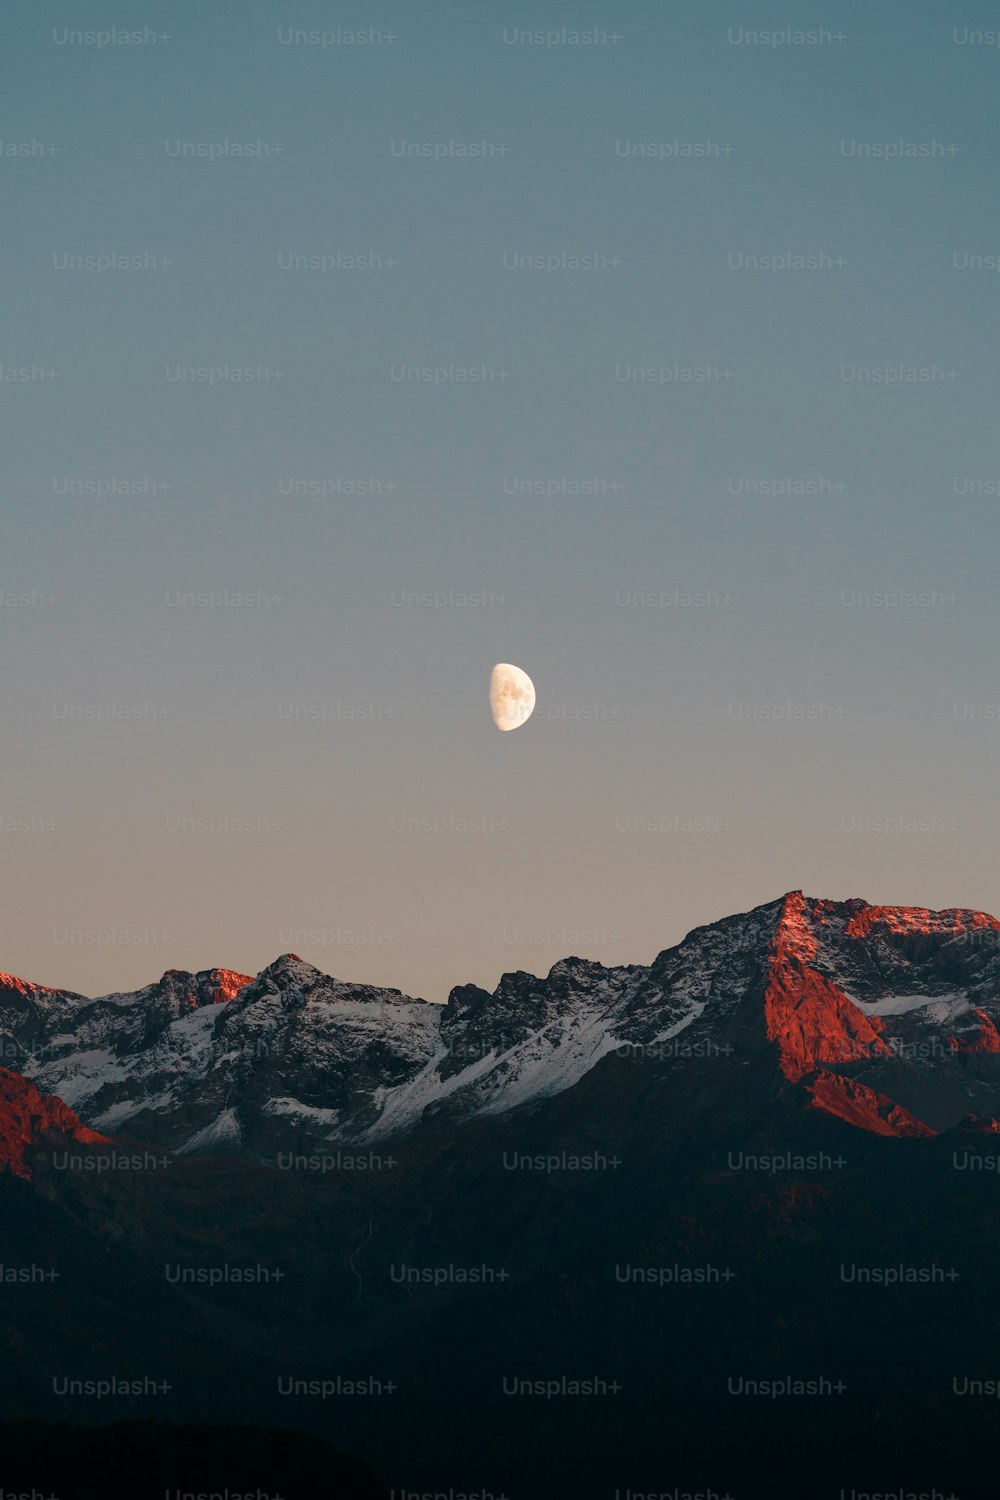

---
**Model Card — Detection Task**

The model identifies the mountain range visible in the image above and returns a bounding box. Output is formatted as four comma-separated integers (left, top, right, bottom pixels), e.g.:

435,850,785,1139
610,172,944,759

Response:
4,890,1000,1170
4,890,1000,1498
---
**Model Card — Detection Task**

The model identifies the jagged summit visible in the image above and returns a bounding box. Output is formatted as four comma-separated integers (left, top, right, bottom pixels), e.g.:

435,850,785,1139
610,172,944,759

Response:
242,954,425,1011
158,967,253,1002
0,971,72,1001
250,953,329,990
773,888,1000,941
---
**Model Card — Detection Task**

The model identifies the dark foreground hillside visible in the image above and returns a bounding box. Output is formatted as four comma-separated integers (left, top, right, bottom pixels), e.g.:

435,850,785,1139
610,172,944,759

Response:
0,1420,388,1500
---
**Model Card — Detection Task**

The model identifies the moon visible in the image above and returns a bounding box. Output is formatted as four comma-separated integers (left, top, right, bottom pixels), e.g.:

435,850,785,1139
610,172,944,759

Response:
489,663,536,732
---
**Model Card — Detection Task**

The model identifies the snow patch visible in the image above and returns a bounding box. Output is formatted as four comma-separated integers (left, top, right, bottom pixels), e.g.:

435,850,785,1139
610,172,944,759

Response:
176,1107,242,1155
475,1013,622,1117
263,1096,342,1125
851,991,966,1017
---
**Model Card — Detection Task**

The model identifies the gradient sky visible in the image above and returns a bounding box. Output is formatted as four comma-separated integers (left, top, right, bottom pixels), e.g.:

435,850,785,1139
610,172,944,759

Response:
3,0,999,1001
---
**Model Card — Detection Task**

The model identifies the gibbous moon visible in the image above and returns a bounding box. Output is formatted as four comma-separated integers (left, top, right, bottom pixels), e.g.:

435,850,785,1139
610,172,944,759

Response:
489,663,536,732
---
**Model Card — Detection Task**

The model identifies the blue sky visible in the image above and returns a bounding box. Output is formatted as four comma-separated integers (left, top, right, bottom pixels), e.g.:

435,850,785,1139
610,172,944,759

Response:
3,0,999,998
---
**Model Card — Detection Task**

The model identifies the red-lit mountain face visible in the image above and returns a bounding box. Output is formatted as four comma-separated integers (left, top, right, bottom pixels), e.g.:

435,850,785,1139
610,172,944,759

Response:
3,893,1000,1161
0,1068,109,1180
762,891,1000,1136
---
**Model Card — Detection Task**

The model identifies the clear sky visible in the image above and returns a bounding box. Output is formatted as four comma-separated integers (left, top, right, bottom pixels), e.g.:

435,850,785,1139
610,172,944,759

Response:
3,0,999,1000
